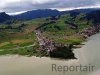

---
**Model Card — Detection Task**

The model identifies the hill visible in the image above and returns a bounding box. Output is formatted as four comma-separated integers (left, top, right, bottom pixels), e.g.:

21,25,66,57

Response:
0,8,100,57
13,8,100,21
1,8,100,22
0,12,12,23
13,9,61,20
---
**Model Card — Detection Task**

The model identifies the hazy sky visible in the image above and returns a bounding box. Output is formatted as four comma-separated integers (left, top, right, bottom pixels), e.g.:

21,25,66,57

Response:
0,0,100,14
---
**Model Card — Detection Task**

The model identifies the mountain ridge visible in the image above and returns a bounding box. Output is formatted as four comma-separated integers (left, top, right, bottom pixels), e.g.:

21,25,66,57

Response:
0,8,100,23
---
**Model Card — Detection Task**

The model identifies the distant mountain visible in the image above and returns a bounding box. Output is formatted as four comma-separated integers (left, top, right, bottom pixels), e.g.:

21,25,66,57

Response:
13,8,100,20
62,8,100,24
1,8,100,23
68,8,100,13
62,8,100,18
86,10,100,23
0,12,11,23
14,9,61,20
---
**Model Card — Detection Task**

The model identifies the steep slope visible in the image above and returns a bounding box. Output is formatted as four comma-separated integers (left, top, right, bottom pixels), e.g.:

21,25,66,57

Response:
0,12,11,23
86,10,100,23
14,9,61,20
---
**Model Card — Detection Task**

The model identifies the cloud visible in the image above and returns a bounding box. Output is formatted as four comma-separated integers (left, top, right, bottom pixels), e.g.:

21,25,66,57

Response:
0,0,100,14
32,0,56,4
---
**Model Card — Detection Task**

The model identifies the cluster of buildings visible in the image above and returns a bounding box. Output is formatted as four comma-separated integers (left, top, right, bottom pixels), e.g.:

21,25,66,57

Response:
79,25,100,38
35,24,100,55
35,30,69,53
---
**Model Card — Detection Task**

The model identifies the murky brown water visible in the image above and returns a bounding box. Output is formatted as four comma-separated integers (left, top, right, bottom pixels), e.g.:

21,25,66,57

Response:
0,33,100,75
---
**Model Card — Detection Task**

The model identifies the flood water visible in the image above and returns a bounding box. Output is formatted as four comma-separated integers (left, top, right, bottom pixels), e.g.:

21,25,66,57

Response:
0,33,100,75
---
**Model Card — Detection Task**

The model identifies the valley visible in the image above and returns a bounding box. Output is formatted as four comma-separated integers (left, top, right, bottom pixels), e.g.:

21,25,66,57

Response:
0,9,100,59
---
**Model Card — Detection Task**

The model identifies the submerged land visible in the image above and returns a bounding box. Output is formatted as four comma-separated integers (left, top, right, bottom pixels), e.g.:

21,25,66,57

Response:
0,9,100,58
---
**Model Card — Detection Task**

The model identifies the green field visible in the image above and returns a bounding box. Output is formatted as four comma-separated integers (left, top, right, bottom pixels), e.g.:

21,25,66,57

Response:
0,13,93,56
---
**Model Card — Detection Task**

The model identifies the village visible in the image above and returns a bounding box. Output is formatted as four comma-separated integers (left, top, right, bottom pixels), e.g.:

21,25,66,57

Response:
34,24,100,57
